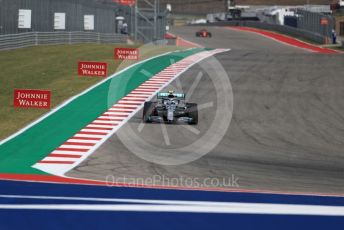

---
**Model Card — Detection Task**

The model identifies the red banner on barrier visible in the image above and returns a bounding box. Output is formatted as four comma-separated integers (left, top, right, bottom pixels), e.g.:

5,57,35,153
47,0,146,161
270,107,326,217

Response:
14,89,51,109
114,48,139,60
78,62,107,77
320,18,329,25
113,0,136,6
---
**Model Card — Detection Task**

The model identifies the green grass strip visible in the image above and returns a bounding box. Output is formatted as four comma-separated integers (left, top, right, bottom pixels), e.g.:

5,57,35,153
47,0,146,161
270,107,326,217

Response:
0,48,204,174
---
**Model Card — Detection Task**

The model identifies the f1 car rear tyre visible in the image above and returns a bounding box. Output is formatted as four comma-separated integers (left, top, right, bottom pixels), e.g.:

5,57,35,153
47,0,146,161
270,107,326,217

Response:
187,103,198,125
143,102,156,123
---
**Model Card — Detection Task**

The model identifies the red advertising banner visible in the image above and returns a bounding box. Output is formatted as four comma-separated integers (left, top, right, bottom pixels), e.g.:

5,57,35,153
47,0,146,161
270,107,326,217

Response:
114,48,139,60
113,0,136,6
78,62,107,77
14,89,51,109
320,18,329,25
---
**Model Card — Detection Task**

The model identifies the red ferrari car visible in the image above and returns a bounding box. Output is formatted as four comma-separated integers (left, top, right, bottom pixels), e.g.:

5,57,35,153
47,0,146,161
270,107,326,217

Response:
195,29,212,38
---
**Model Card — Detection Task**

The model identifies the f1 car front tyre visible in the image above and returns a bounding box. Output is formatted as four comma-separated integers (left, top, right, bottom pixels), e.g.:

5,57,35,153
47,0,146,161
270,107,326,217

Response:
187,103,198,125
142,102,156,123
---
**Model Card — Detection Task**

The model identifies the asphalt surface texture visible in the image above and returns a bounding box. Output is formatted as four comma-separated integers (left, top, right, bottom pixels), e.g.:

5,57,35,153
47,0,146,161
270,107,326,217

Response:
68,26,344,195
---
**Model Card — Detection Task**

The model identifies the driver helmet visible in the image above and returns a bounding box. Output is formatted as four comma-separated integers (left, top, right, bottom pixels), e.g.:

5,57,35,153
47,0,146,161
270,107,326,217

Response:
168,90,175,98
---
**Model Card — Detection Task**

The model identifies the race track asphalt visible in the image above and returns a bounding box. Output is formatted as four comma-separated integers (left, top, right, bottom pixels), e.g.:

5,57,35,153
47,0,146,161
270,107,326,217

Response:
67,26,344,195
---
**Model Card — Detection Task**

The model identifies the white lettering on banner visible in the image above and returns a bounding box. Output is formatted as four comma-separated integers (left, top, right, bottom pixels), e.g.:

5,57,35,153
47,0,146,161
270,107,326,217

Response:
81,64,106,70
16,93,49,100
18,100,48,107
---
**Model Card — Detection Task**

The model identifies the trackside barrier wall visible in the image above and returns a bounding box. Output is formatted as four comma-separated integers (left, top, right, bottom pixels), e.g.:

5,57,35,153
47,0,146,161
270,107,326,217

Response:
296,9,335,40
0,0,131,35
0,31,128,51
0,0,166,43
206,21,326,44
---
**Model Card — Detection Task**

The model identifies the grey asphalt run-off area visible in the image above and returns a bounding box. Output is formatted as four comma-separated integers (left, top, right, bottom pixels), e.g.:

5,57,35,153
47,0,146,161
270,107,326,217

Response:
67,26,344,195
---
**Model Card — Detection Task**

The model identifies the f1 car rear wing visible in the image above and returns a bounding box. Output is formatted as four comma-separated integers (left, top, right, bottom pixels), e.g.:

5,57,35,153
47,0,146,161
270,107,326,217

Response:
157,92,185,99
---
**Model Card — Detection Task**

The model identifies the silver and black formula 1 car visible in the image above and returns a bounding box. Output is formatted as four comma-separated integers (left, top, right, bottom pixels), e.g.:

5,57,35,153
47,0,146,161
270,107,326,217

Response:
142,91,198,125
